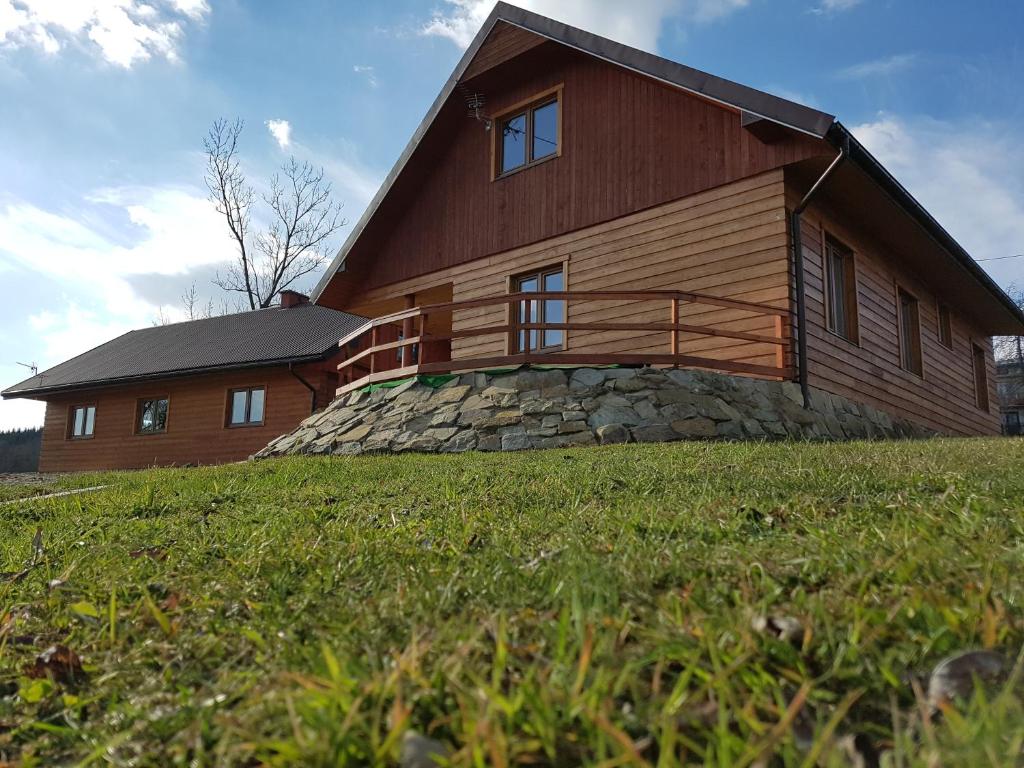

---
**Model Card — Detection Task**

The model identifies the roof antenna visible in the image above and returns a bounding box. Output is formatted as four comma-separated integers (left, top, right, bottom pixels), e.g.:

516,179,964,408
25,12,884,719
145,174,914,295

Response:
17,361,38,376
456,82,491,130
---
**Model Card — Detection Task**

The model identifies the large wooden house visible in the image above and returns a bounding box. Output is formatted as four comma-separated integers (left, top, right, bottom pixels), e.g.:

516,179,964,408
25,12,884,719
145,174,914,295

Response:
311,3,1023,437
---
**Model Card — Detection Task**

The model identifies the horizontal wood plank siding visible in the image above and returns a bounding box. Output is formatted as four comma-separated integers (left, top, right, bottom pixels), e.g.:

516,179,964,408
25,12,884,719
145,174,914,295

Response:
791,181,999,436
346,172,792,373
36,363,338,472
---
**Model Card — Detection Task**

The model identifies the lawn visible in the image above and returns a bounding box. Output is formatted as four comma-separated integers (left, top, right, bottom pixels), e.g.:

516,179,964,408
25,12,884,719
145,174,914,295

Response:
1,438,1023,766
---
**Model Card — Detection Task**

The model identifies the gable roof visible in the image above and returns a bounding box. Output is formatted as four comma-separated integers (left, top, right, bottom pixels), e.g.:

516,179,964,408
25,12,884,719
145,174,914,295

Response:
310,1,836,302
2,303,367,399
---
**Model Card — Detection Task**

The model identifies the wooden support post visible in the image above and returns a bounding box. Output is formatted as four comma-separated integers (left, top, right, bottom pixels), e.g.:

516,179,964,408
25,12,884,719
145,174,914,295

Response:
402,294,414,366
507,297,518,355
369,326,378,375
418,313,428,366
670,297,680,367
775,314,786,377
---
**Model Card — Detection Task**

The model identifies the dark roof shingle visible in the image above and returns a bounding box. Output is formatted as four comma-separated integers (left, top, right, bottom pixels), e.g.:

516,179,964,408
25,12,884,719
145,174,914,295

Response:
2,303,366,398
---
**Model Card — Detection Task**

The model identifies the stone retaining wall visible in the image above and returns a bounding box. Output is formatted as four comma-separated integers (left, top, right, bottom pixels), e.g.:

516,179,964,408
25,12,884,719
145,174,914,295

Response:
255,366,935,458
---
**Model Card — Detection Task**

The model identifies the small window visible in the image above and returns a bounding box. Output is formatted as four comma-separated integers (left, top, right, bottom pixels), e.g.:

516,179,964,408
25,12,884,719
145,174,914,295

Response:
973,343,989,411
69,405,96,439
228,387,265,427
513,266,565,353
937,304,953,349
497,94,560,176
823,236,858,342
897,287,923,376
137,397,169,434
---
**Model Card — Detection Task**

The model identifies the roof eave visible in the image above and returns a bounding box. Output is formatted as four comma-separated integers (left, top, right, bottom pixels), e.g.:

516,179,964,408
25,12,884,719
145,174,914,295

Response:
830,122,1024,333
1,351,337,401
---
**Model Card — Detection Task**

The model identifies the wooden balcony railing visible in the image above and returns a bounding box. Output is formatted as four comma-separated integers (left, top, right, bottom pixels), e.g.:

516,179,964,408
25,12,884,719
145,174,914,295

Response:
336,290,792,396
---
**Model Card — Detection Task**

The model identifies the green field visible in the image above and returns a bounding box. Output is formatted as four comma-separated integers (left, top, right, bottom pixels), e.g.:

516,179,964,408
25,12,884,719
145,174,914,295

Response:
2,439,1023,766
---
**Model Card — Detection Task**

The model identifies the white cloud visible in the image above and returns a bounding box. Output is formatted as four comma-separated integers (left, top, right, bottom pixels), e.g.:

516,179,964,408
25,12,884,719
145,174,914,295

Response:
851,114,1024,289
353,64,378,87
0,0,208,67
836,53,917,80
420,0,750,52
810,0,862,14
265,118,292,149
0,184,239,428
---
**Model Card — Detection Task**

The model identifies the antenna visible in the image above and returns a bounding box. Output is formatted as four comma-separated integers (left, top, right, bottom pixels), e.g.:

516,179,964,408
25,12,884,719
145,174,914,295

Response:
17,361,38,376
456,82,491,130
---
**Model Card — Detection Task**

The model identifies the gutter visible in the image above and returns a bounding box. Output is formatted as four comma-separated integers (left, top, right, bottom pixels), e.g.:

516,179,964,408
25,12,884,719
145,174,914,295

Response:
288,363,319,414
791,131,850,409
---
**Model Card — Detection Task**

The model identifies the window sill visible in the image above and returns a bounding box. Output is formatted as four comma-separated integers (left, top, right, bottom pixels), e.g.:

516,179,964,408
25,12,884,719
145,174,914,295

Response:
227,422,265,429
135,430,167,437
68,435,94,441
494,152,558,181
825,328,860,348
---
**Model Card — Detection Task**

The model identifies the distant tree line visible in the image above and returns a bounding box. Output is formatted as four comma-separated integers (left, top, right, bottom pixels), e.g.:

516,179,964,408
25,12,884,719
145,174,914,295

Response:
0,428,41,473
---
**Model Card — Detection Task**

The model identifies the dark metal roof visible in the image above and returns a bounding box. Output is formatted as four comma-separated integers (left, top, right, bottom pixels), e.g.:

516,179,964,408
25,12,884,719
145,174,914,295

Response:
310,1,836,301
2,303,367,398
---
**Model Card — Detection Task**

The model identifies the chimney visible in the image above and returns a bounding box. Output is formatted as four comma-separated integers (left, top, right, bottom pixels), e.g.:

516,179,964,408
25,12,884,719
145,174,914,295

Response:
279,290,309,309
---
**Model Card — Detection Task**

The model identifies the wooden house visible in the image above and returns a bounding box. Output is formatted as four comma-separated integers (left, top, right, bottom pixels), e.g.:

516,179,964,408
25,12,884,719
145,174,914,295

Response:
311,3,1024,437
1,293,365,471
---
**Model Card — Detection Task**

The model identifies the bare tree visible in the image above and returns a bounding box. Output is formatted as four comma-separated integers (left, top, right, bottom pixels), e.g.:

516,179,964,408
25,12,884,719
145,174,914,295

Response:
203,118,346,309
994,284,1024,365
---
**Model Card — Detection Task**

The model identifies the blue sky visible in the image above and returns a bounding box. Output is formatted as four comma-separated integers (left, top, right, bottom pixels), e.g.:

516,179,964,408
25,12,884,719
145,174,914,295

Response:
2,0,1023,429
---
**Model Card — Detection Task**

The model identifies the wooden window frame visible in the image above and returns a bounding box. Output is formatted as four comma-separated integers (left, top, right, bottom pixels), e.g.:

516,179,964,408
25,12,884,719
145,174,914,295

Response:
895,284,924,378
135,396,170,436
936,302,953,349
972,342,990,412
492,85,563,181
226,385,267,428
821,232,860,345
507,261,569,354
67,403,97,440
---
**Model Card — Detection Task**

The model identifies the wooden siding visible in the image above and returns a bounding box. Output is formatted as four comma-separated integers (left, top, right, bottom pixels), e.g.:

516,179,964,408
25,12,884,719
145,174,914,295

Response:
320,40,826,305
36,363,337,472
791,184,1000,436
462,21,547,81
345,171,792,374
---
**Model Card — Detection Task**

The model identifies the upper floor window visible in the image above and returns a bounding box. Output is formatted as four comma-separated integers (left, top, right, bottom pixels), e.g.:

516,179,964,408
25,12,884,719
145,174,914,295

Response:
69,405,96,439
513,266,565,352
228,387,265,427
897,287,923,377
937,304,953,349
137,397,169,435
497,90,560,177
823,235,858,342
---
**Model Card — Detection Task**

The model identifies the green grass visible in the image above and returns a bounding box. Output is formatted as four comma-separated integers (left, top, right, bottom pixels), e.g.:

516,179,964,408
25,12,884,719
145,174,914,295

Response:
2,439,1023,766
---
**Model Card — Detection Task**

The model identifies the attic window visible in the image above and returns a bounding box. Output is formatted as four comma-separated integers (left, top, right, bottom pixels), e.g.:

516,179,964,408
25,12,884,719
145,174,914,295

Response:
496,88,561,177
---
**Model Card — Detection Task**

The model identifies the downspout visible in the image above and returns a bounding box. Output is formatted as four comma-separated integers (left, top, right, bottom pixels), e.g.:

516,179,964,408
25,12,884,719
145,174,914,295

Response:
791,129,850,408
288,363,319,414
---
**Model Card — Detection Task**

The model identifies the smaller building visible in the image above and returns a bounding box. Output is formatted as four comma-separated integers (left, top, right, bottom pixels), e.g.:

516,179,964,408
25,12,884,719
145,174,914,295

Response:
1,292,365,471
997,359,1024,435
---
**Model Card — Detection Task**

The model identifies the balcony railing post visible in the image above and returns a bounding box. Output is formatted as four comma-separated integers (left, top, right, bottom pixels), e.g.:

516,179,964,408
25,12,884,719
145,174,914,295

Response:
670,296,680,367
507,297,518,355
418,312,428,366
369,326,378,375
